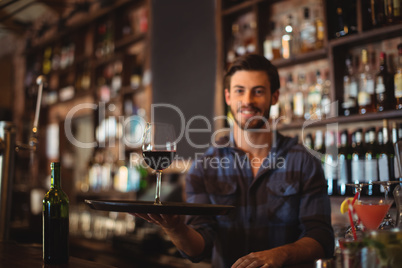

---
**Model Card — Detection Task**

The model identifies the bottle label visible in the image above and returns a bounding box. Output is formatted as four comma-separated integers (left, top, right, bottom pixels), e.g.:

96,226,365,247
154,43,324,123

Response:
324,156,337,181
270,103,279,119
337,155,348,184
365,159,378,182
378,155,390,181
366,79,375,94
358,91,371,106
293,92,304,117
321,97,331,115
300,23,316,50
316,21,325,41
350,82,358,97
376,77,385,93
264,39,274,60
395,157,401,178
351,158,365,183
394,0,400,16
395,74,402,98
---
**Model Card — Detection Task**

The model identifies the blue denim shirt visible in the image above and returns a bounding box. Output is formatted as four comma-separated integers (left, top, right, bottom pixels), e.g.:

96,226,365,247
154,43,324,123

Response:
181,132,334,268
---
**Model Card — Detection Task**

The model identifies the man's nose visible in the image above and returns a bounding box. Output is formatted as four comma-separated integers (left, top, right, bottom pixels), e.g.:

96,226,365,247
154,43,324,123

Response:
243,90,255,105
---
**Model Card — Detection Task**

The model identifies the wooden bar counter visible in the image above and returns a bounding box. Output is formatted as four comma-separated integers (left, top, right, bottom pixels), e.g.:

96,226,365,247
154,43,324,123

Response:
0,241,116,268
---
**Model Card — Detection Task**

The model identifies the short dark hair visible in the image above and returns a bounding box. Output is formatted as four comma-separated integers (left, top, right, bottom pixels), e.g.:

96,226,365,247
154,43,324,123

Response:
224,54,280,94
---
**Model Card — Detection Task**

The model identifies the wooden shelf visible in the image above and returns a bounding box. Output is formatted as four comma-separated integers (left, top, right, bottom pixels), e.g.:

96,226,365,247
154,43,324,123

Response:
115,33,146,50
24,0,133,54
222,0,264,16
277,110,402,131
271,48,328,68
329,23,402,48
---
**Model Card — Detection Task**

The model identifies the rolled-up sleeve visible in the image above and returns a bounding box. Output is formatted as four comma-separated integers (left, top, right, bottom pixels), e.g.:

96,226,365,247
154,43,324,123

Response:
299,152,334,258
178,155,218,263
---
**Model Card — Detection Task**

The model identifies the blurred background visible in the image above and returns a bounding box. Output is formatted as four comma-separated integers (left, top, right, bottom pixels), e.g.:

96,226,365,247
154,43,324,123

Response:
0,0,401,267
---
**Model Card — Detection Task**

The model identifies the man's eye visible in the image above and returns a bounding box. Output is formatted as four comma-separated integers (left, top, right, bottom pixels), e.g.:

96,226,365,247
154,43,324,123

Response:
234,89,244,94
255,89,264,95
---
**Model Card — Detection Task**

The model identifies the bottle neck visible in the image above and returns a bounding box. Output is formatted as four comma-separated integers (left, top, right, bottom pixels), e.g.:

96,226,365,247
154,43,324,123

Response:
398,49,402,67
51,164,61,189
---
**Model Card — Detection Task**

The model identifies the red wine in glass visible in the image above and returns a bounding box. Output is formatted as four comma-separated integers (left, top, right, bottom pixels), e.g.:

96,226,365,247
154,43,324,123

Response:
142,151,176,171
142,122,177,205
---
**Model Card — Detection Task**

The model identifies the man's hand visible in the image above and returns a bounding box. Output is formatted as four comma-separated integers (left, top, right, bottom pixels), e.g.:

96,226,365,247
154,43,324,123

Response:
131,213,206,257
231,248,287,268
131,213,184,231
231,237,324,268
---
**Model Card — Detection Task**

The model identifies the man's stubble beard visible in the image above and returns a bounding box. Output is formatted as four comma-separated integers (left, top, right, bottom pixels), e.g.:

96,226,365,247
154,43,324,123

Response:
229,102,271,131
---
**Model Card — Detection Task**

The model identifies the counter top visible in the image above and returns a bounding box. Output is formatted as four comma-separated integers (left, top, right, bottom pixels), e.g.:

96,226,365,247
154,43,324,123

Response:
0,240,317,268
0,241,116,268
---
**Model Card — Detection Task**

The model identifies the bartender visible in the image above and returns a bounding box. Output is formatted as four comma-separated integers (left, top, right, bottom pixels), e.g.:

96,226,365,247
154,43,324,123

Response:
134,54,334,268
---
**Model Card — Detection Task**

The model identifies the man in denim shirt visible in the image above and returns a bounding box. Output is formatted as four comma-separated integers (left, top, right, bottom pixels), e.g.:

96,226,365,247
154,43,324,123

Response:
135,54,334,267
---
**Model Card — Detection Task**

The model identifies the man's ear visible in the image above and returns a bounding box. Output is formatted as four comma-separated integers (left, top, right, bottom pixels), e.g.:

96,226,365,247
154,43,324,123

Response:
225,88,231,106
271,90,280,105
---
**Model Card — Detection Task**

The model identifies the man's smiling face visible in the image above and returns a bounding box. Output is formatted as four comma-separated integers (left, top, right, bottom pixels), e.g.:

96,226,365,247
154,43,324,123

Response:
225,70,278,130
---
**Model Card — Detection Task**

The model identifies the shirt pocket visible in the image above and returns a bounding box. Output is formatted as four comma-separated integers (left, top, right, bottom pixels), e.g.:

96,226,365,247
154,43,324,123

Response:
265,176,300,224
204,176,237,206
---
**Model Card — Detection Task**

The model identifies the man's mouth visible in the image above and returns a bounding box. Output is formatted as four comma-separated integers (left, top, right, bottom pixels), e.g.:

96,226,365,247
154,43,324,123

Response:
238,107,260,116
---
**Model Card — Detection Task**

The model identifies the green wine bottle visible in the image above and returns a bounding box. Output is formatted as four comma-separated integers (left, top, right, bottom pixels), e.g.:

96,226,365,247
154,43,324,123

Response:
43,162,69,264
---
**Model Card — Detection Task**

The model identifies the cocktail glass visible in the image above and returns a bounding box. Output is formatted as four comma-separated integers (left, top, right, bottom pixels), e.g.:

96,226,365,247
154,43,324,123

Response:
372,180,400,229
344,182,369,239
353,198,393,230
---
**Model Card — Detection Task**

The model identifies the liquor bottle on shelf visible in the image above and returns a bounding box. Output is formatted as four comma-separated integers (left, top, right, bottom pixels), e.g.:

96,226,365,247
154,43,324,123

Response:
300,6,316,53
394,0,402,23
342,55,359,116
351,129,365,185
304,133,314,150
321,72,331,119
263,21,281,61
378,120,395,193
324,130,338,195
313,6,325,49
334,0,357,38
364,127,380,196
392,122,401,179
376,52,395,112
307,70,323,119
395,43,402,110
314,130,325,161
42,47,52,75
384,0,400,24
283,73,294,123
368,0,386,28
43,162,69,264
338,130,352,196
293,73,306,121
358,49,376,114
281,14,295,59
334,3,348,38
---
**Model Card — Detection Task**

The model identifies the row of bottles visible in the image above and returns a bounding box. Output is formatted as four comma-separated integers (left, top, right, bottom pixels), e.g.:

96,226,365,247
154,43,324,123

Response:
364,0,402,29
85,150,148,193
271,66,331,124
330,0,401,39
42,41,76,75
304,120,402,196
342,43,402,116
264,1,325,61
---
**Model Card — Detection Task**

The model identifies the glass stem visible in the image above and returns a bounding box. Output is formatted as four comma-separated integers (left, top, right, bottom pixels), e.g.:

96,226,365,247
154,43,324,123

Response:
384,185,389,202
155,171,162,205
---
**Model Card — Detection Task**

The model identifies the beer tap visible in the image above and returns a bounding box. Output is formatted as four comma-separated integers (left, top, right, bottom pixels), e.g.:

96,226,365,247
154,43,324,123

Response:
15,75,46,153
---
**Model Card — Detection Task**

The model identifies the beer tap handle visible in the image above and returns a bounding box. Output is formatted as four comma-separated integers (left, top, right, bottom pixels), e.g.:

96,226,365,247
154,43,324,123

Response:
15,75,46,152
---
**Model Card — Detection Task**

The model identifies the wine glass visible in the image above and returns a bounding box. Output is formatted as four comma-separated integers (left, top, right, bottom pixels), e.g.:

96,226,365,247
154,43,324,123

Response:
142,122,177,205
